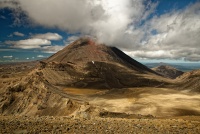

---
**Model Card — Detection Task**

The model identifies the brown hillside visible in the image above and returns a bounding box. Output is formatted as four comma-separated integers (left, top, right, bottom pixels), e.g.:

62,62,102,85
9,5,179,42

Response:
152,65,184,79
176,69,200,92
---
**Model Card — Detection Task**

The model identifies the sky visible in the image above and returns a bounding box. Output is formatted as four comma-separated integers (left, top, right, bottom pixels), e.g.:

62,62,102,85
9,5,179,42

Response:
0,0,200,63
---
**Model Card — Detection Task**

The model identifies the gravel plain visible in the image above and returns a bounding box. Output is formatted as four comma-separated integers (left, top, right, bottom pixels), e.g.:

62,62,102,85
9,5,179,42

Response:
0,116,200,134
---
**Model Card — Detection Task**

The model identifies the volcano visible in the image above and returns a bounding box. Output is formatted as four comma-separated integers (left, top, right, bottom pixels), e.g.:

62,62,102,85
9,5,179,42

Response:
39,37,164,89
0,37,168,116
46,38,155,73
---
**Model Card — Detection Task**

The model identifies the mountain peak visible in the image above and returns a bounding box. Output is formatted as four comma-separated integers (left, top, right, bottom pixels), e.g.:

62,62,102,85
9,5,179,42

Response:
46,37,113,64
45,37,156,74
38,37,162,89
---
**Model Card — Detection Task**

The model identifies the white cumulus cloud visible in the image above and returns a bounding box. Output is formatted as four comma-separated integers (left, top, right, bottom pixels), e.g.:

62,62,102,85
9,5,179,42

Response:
5,38,51,49
64,35,80,45
37,55,45,58
31,33,62,41
137,2,200,61
3,55,13,58
8,0,155,49
41,45,65,53
13,31,24,37
4,32,63,51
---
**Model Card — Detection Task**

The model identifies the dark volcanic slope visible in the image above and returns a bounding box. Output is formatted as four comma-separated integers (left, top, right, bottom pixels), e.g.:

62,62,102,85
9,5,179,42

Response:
40,37,164,88
110,47,156,74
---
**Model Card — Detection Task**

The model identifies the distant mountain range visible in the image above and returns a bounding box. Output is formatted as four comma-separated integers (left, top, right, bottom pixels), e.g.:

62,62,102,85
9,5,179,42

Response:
144,62,200,72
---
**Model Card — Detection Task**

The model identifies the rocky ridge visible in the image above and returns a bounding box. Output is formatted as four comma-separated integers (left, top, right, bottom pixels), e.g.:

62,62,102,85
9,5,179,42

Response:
152,65,184,79
176,69,200,92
